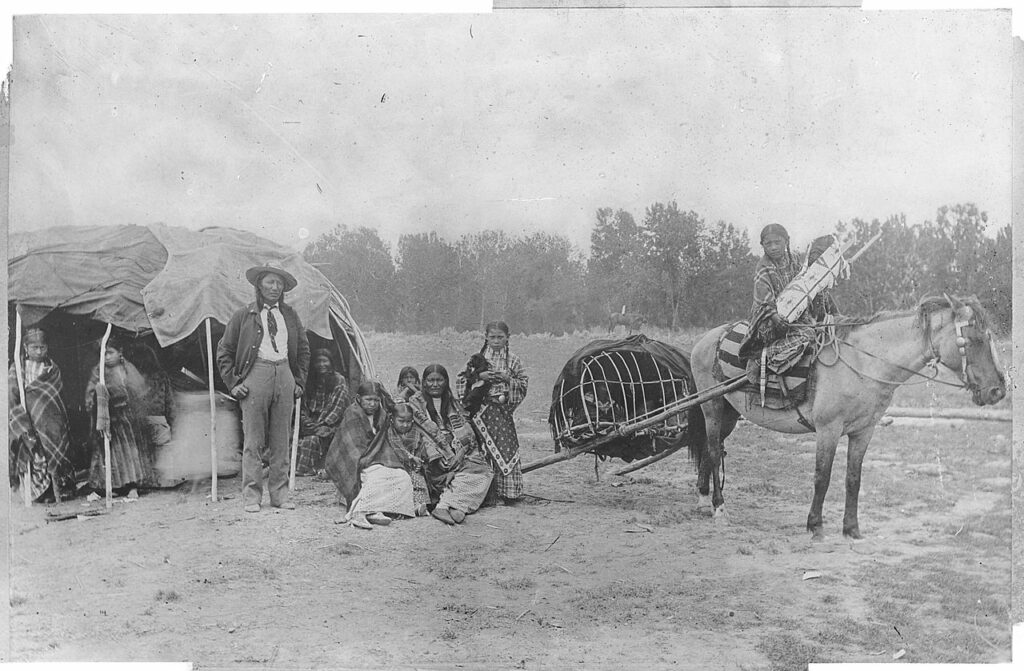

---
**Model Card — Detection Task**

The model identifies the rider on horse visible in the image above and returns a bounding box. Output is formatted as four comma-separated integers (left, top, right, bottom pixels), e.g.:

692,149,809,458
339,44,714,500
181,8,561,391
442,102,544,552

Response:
740,224,840,384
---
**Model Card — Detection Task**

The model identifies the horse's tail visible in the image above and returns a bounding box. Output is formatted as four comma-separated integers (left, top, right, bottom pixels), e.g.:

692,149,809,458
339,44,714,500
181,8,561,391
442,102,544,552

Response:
685,405,707,474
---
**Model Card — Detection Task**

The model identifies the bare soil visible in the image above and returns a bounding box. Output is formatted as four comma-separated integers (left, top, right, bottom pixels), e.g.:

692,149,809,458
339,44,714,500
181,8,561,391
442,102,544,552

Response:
6,331,1013,670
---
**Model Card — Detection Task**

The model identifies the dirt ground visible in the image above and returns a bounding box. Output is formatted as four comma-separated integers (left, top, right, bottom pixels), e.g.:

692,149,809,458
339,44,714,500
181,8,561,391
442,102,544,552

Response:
5,331,1013,670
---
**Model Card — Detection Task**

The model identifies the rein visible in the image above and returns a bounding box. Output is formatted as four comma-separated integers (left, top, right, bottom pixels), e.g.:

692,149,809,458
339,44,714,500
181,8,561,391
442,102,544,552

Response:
813,313,968,390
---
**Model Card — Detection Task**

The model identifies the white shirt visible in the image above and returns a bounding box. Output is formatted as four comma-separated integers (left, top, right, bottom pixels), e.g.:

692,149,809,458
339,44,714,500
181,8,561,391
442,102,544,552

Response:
258,304,289,361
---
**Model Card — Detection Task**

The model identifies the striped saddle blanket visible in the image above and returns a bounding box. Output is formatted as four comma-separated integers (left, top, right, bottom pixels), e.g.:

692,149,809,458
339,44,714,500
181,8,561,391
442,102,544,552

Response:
715,321,812,407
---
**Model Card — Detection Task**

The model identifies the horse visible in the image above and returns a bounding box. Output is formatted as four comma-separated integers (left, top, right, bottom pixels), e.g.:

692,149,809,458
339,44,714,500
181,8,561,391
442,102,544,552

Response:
688,294,1006,540
608,311,645,335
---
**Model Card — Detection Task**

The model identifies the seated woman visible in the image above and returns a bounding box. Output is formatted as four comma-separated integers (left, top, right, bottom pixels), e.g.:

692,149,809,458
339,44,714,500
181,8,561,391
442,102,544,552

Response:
324,382,416,529
9,327,74,502
408,364,493,526
394,366,421,403
295,348,350,476
85,339,155,499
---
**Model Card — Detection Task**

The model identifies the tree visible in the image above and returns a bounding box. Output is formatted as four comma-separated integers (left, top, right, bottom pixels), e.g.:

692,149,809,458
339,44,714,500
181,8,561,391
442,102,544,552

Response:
506,233,588,334
456,231,520,331
641,202,704,328
585,208,649,324
303,225,396,330
834,214,926,314
394,232,462,332
691,220,757,326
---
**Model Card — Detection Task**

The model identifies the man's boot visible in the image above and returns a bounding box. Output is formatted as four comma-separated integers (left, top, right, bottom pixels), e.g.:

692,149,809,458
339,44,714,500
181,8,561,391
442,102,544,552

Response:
745,357,760,384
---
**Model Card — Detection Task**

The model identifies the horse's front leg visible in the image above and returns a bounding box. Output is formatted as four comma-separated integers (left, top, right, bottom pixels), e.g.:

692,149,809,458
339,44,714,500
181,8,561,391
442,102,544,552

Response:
842,426,876,539
807,424,842,540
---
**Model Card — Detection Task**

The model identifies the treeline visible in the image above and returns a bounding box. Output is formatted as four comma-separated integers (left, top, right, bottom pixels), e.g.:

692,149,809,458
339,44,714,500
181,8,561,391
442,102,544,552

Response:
302,201,1011,334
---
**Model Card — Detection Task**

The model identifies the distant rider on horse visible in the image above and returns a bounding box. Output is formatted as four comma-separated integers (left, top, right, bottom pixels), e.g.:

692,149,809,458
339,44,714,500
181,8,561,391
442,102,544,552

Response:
740,224,839,384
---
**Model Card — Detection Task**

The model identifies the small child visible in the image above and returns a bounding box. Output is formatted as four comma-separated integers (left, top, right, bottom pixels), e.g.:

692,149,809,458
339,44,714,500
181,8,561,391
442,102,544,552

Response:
394,366,421,402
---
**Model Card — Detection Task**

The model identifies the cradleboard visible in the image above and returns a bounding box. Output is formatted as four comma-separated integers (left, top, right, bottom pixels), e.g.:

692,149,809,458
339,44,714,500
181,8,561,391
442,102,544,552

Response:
776,237,850,323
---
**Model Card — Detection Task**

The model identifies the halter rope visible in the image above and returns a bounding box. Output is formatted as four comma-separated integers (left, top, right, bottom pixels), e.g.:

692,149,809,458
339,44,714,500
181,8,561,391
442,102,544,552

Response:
812,310,968,390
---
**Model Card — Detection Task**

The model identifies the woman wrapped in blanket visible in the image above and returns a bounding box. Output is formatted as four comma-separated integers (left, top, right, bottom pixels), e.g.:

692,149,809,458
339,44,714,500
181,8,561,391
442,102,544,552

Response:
85,339,156,499
9,327,75,502
324,382,425,529
742,226,843,384
409,364,493,525
294,348,350,476
455,321,528,506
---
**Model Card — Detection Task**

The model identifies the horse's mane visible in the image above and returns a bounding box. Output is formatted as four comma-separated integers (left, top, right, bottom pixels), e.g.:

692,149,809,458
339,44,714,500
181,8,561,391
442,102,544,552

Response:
831,294,991,338
917,294,992,333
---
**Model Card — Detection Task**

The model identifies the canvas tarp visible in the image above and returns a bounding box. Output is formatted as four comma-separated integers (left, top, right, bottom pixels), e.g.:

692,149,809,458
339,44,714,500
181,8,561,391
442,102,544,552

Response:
8,224,167,331
141,223,332,346
9,223,337,346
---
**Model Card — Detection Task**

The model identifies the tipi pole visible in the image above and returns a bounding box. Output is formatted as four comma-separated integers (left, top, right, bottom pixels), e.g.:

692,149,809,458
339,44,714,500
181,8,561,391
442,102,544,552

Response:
14,310,30,507
205,319,218,502
289,399,301,491
98,323,113,509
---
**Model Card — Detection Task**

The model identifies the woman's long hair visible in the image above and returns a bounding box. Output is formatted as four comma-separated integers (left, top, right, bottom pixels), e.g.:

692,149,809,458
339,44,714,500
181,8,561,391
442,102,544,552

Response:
421,363,453,425
396,366,420,388
307,348,339,395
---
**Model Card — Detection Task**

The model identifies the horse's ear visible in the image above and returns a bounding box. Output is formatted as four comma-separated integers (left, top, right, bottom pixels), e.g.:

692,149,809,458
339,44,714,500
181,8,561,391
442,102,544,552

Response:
944,293,973,322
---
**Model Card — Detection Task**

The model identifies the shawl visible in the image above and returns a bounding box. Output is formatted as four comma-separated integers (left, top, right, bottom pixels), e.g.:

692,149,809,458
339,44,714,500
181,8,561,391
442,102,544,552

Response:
741,253,804,357
301,371,350,436
324,402,405,508
8,360,72,490
86,360,148,430
407,391,478,468
750,253,803,319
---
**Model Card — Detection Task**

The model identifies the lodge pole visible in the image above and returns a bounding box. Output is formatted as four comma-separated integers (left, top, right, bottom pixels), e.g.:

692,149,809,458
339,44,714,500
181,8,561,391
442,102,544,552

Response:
98,323,113,509
289,400,301,491
205,319,218,502
14,310,30,507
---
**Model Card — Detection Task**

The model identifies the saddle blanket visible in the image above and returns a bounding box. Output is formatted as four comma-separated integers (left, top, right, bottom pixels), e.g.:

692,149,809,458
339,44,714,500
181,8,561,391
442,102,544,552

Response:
715,321,812,408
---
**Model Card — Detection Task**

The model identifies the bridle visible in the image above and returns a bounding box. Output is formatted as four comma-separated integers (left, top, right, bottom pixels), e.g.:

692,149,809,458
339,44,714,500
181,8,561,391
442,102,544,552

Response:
817,307,990,392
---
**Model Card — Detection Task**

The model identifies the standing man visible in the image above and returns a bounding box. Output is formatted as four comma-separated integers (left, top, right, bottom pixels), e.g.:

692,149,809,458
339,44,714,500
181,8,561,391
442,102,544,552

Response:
217,264,310,513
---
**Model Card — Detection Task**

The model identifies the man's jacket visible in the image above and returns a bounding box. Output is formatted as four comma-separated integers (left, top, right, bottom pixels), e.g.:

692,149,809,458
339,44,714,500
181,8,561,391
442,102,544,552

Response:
216,301,310,391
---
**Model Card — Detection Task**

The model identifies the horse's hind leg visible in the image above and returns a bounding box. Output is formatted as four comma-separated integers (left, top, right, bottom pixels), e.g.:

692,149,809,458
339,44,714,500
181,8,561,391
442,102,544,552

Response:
842,426,876,539
697,397,726,516
807,424,842,540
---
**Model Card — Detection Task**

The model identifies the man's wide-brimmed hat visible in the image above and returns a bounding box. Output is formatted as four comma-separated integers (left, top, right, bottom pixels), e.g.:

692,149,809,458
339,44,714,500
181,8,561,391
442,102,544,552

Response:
245,264,298,292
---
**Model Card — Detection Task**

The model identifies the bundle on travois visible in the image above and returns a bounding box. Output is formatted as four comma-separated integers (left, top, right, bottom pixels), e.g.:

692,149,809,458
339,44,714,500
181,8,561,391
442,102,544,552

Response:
543,334,708,471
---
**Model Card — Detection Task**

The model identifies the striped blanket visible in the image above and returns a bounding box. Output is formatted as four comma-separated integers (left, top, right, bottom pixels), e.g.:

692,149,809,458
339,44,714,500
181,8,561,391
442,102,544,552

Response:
714,321,812,408
9,362,74,500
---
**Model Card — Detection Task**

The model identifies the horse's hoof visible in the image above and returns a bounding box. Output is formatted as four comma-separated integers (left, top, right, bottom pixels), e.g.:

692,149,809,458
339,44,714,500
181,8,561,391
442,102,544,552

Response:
843,528,863,540
696,494,712,512
712,506,729,525
810,529,826,542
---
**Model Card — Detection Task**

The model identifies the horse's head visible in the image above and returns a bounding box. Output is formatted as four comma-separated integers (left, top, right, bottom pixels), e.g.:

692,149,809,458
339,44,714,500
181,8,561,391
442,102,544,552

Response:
928,295,1006,406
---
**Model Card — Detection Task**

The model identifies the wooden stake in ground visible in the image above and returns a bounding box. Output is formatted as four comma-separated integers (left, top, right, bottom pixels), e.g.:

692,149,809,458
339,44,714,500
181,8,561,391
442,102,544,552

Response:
14,310,30,507
289,398,301,491
98,323,113,510
205,318,218,502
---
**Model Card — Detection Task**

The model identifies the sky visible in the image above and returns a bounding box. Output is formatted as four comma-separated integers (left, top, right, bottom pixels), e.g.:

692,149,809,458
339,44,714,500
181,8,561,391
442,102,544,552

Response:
6,5,1016,255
